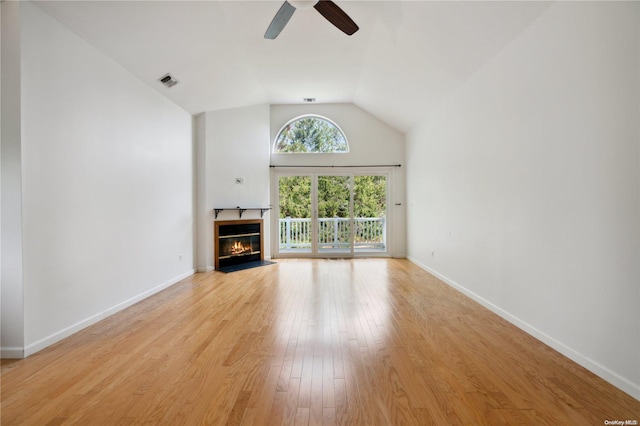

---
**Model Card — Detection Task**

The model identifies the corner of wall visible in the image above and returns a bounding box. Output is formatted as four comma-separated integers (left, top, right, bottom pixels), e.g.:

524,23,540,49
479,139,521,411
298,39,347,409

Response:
195,113,208,271
1,0,25,359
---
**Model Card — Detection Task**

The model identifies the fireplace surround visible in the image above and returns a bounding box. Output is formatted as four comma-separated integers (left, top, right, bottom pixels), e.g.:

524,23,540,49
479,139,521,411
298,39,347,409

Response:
214,219,263,270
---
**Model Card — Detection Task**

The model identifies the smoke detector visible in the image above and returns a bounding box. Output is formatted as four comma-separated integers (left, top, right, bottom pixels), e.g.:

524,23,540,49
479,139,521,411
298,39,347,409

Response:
159,73,178,88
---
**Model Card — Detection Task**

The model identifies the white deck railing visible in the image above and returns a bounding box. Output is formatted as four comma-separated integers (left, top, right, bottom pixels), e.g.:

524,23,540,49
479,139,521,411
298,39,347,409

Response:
279,217,386,250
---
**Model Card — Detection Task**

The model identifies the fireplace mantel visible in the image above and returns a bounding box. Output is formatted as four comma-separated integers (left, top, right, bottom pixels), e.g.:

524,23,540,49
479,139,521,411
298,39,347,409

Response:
213,207,271,219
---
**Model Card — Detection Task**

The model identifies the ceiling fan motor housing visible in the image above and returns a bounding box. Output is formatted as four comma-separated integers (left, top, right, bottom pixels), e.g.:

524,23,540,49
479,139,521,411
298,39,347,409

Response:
289,0,319,10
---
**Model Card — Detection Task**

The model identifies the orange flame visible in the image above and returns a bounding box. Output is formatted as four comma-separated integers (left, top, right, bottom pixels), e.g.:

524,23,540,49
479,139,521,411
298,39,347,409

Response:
230,241,252,255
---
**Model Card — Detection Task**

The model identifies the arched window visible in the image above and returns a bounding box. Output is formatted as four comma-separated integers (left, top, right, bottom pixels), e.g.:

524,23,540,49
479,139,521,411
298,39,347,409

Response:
273,115,349,153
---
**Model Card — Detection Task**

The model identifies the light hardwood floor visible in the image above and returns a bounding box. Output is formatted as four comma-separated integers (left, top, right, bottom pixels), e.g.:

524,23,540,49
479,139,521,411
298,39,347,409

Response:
2,259,638,425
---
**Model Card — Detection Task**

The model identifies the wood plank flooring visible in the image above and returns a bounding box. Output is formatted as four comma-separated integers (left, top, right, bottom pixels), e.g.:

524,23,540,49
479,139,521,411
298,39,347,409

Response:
2,259,638,425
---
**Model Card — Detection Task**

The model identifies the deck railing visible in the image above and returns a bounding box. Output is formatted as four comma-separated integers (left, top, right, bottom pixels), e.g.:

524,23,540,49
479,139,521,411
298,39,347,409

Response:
279,217,386,250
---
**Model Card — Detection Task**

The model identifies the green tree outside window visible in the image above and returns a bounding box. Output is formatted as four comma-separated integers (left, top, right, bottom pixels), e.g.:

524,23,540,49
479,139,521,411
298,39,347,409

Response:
274,115,348,153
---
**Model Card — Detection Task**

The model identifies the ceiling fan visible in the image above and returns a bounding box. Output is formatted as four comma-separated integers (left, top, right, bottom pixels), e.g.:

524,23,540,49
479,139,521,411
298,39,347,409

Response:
264,0,359,39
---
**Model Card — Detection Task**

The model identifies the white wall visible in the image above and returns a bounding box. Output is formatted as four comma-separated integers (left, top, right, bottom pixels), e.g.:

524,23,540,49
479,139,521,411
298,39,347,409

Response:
1,0,25,358
406,2,639,398
4,2,194,356
270,103,407,257
196,105,271,271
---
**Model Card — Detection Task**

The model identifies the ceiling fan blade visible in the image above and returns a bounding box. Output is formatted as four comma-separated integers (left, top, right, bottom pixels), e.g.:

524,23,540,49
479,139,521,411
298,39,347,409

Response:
313,1,359,36
264,1,297,39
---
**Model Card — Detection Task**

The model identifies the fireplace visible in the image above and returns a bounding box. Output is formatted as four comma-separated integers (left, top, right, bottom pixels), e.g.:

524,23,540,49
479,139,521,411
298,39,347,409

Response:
214,219,263,270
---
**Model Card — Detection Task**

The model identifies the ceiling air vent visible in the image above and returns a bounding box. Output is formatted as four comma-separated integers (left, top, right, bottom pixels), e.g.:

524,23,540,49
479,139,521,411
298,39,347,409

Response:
159,73,178,88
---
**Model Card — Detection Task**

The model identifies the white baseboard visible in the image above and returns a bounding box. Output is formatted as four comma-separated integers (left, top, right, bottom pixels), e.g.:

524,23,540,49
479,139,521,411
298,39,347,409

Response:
407,257,640,401
22,269,195,358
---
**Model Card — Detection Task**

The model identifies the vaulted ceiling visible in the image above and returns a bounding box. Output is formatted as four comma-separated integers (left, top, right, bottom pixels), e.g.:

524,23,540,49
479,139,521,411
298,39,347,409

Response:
35,1,552,132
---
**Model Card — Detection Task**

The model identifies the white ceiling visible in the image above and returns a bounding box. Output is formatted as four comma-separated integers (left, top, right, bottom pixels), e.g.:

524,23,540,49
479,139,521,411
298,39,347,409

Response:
34,0,553,132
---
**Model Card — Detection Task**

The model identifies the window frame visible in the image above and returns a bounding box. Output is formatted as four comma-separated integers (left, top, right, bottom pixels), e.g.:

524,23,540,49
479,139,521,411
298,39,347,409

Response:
272,114,350,154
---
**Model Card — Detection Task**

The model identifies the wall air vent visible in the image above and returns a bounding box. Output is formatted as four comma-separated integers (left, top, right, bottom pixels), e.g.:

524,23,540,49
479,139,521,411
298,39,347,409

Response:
159,73,178,88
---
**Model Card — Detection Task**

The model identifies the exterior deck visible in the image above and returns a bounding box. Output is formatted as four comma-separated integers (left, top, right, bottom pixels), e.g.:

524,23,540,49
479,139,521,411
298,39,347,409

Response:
279,217,386,253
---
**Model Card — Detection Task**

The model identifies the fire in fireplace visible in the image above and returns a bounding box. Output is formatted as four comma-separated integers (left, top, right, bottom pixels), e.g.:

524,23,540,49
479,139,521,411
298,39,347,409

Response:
214,219,263,270
230,241,252,255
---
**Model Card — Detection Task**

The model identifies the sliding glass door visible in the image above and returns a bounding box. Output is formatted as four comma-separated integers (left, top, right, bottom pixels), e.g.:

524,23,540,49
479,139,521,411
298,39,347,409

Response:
275,171,388,257
353,175,387,253
278,175,312,254
317,175,352,254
